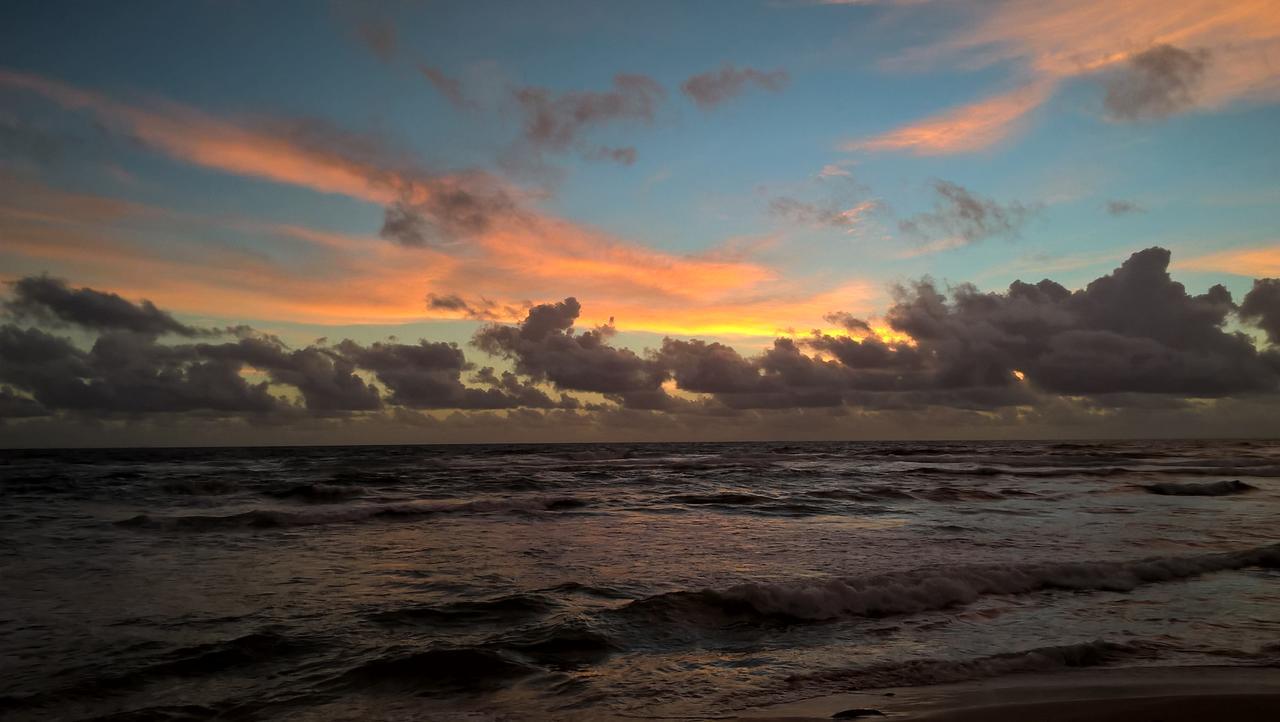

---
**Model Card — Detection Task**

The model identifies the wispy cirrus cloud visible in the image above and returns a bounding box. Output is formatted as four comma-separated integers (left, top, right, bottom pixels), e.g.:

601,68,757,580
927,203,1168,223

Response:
0,73,879,336
1174,244,1280,278
843,79,1053,155
844,0,1280,155
769,197,879,232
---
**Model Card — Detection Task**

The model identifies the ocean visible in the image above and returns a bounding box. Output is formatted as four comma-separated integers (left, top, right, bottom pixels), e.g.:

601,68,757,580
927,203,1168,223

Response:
2,440,1278,720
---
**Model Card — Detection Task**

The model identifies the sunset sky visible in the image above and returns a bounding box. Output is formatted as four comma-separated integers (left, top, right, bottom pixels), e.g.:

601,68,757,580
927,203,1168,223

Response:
2,0,1279,445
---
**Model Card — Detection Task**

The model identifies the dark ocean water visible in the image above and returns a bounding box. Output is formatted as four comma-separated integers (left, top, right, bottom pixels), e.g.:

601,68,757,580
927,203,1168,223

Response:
2,440,1279,720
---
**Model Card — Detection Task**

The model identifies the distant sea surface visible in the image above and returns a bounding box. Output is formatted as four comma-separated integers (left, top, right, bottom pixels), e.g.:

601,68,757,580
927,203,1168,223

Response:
3,440,1279,720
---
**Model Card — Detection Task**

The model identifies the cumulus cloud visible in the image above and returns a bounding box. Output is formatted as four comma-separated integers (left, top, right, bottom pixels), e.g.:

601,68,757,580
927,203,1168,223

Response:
335,339,564,409
0,325,282,415
472,298,667,403
3,254,1278,439
1241,278,1280,344
1104,45,1210,121
823,311,873,335
897,180,1035,251
884,248,1275,395
5,276,199,337
681,65,789,109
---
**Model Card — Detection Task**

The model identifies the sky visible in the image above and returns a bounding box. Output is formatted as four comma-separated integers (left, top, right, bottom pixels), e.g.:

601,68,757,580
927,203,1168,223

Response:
1,0,1279,446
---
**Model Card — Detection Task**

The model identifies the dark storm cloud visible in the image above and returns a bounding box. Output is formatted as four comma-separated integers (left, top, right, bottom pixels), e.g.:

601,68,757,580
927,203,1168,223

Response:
196,337,382,413
4,250,1279,441
5,276,199,337
335,339,565,409
884,248,1276,395
469,249,1279,413
0,325,282,415
681,65,789,109
473,298,667,399
898,180,1035,249
513,74,665,163
1105,199,1144,216
1104,44,1209,121
649,248,1279,409
1241,278,1280,345
0,386,46,418
472,366,578,409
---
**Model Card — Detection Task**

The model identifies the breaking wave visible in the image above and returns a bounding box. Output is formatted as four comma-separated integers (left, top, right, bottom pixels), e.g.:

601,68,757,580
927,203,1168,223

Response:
623,543,1280,623
338,648,535,692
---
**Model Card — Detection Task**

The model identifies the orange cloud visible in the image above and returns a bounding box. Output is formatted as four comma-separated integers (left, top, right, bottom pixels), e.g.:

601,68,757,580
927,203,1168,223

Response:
0,72,838,331
1174,244,1280,277
0,69,401,203
844,80,1053,155
946,0,1280,100
0,166,869,336
850,0,1280,154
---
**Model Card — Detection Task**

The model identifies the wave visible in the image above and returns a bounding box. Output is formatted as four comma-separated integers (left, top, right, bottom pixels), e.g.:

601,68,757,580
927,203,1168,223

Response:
666,492,776,506
622,543,1280,624
368,594,554,628
116,496,590,531
160,478,240,495
1141,480,1257,497
537,581,634,599
2,630,312,712
902,464,1280,479
488,620,619,669
663,492,850,517
264,483,363,502
338,647,535,692
806,485,1021,503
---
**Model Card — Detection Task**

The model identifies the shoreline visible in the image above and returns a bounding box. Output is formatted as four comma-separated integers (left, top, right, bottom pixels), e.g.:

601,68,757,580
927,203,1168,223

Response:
732,665,1280,721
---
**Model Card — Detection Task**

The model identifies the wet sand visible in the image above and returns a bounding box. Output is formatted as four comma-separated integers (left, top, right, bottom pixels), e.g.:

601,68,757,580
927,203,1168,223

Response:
737,666,1280,721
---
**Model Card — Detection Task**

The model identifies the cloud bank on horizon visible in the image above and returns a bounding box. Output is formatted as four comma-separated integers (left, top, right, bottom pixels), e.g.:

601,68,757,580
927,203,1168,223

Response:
1,0,1278,442
3,248,1279,443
